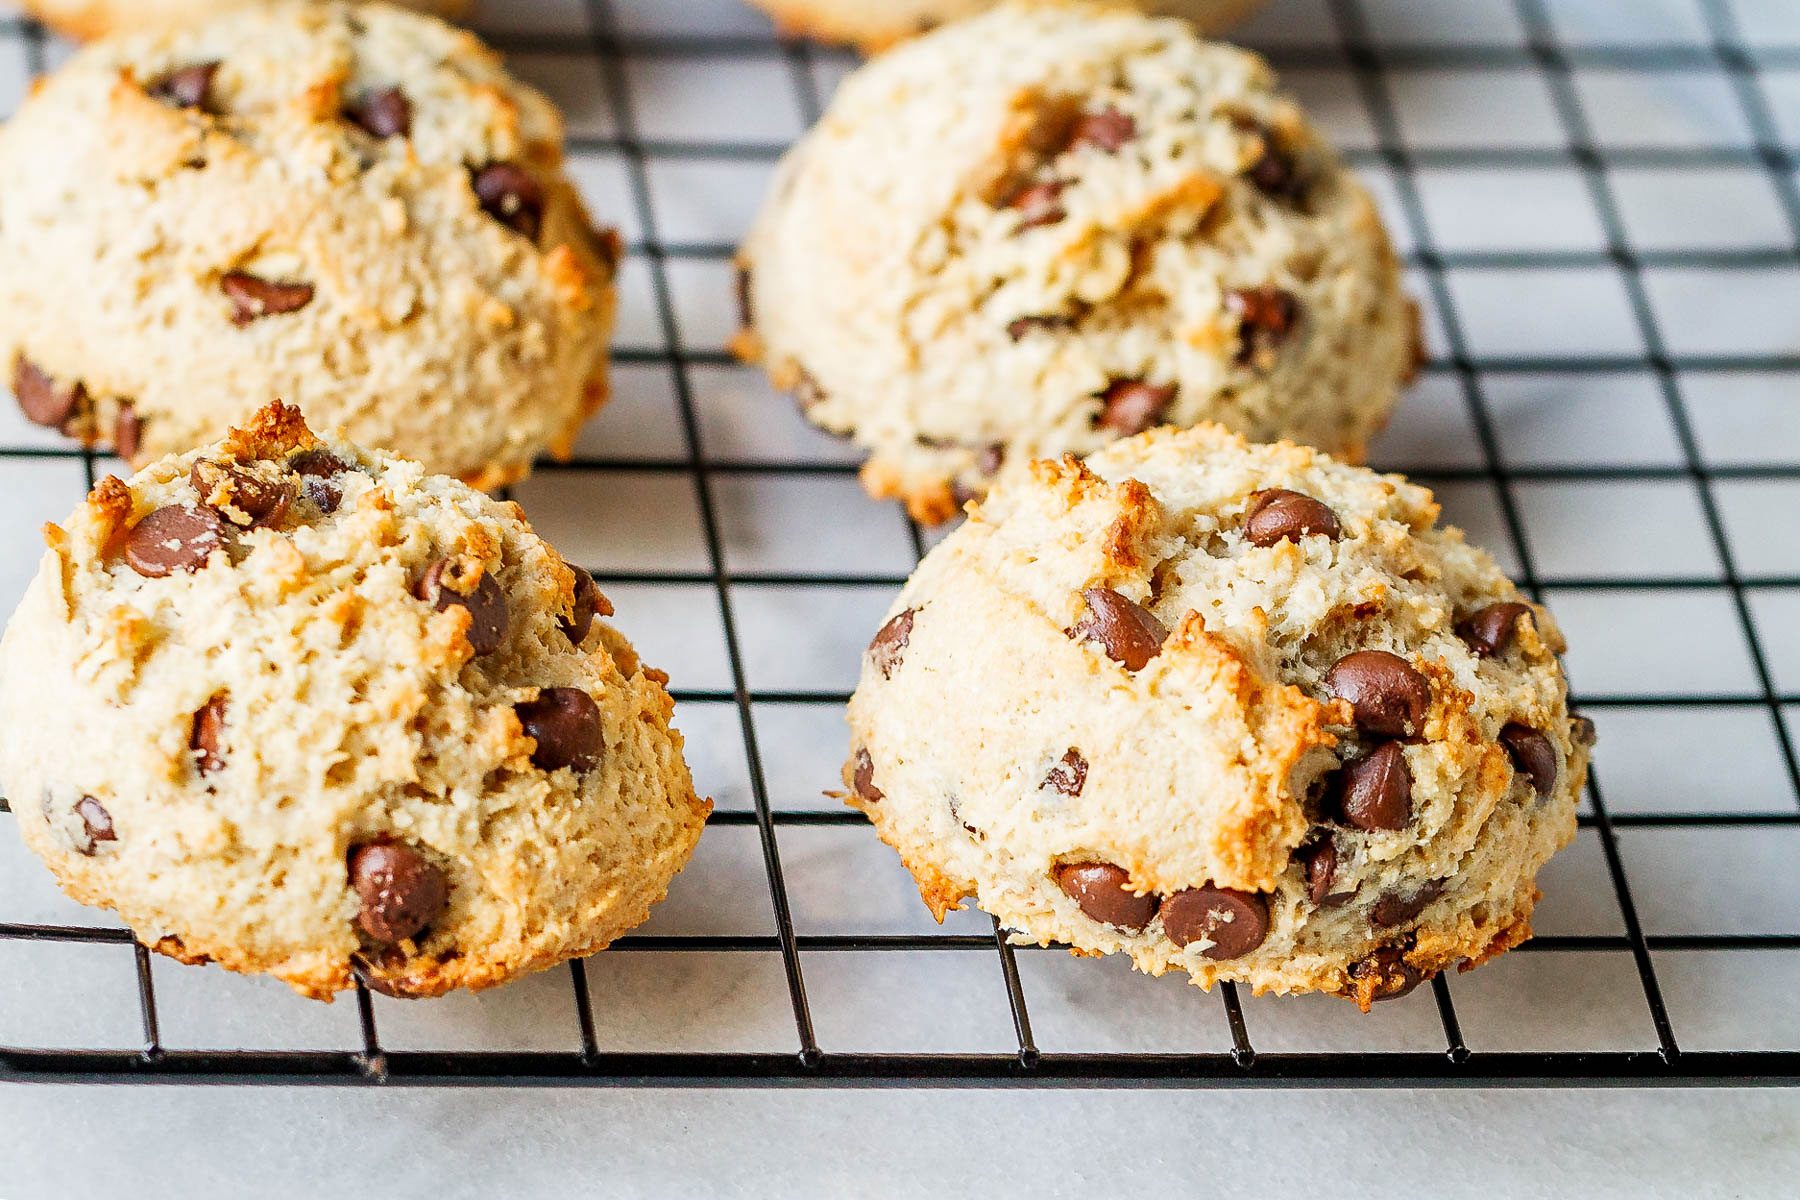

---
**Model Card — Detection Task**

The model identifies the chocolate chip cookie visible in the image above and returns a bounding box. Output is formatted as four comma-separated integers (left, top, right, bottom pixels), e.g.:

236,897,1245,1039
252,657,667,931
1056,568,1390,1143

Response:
22,0,470,41
0,1,617,490
844,424,1590,1007
748,0,1265,52
734,1,1417,523
0,402,709,1000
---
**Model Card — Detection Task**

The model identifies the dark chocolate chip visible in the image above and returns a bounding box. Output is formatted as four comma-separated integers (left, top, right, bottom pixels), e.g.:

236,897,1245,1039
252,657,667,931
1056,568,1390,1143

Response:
190,694,227,776
1070,106,1135,152
1336,741,1412,832
1324,649,1431,738
145,62,219,110
348,840,448,944
515,687,604,773
348,86,411,138
1006,314,1070,341
1243,488,1341,547
1160,886,1270,959
1350,945,1426,1002
124,505,229,578
189,460,294,529
1371,880,1443,928
851,748,882,803
1571,713,1597,748
868,608,916,680
560,565,606,645
290,448,352,513
12,358,84,429
221,272,314,325
415,557,508,655
1247,141,1302,200
1053,862,1157,931
1500,723,1558,798
473,162,544,240
1225,285,1300,365
113,402,142,460
1008,180,1066,230
1043,748,1088,797
1068,587,1167,672
1097,378,1175,437
1459,601,1531,658
75,796,116,855
1299,835,1338,906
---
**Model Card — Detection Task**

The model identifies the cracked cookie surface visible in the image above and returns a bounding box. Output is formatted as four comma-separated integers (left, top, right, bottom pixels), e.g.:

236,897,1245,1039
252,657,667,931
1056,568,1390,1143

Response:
735,0,1417,523
844,424,1589,1006
0,402,708,1000
0,0,616,489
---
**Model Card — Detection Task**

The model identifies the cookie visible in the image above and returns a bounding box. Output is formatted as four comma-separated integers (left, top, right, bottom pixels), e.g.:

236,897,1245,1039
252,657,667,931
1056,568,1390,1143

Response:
735,0,1417,523
21,0,471,41
844,424,1590,1006
0,1,617,490
748,0,1265,52
0,402,709,1000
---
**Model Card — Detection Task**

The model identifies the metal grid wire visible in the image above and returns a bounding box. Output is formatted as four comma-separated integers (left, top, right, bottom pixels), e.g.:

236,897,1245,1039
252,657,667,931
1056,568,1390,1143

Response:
2,0,1800,1086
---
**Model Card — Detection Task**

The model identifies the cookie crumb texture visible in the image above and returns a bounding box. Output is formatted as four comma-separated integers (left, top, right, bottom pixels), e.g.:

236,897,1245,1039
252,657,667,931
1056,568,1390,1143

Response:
844,424,1589,1006
737,0,1416,524
0,1,616,490
21,0,471,40
0,403,708,1000
748,0,1265,53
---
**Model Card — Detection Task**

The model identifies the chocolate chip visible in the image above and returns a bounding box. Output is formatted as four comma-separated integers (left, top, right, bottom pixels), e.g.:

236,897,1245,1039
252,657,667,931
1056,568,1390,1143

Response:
560,566,607,645
1299,835,1338,906
1371,880,1442,928
1097,378,1175,437
1070,106,1135,152
415,557,508,655
1225,285,1299,365
1043,748,1088,797
1054,862,1158,932
190,694,227,776
1350,945,1426,1002
1571,713,1597,748
12,358,84,429
1243,488,1340,547
1160,887,1270,959
1247,142,1302,200
1008,180,1066,230
290,448,352,512
515,687,604,773
1006,314,1070,340
1068,587,1167,672
1324,650,1431,738
348,86,411,138
1500,723,1557,798
75,796,116,855
734,264,754,328
868,608,916,680
1459,601,1531,658
851,748,882,803
473,162,544,241
113,402,142,460
1336,741,1412,832
124,504,228,578
348,840,448,944
221,272,314,325
947,796,981,838
976,444,1005,476
145,62,219,110
189,460,294,529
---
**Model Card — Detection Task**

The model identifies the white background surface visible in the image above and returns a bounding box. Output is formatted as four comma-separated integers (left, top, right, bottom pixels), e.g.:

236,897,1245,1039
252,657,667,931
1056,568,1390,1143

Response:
3,0,1800,1194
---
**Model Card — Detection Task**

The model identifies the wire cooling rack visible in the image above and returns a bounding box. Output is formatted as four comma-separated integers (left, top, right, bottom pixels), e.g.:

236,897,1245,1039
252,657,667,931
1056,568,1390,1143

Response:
3,0,1800,1088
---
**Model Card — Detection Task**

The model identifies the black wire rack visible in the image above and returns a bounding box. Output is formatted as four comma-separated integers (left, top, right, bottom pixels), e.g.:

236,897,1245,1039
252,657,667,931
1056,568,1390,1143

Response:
3,0,1800,1088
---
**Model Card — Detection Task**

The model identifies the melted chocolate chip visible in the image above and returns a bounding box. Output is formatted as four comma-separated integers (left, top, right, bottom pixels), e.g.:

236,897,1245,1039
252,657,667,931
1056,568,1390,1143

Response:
1160,887,1270,959
221,272,314,325
1071,106,1135,152
1225,286,1300,365
1068,587,1167,672
868,608,916,680
348,86,411,138
473,162,544,240
189,460,294,529
1351,945,1426,1002
1459,601,1531,658
415,557,508,655
1243,488,1341,547
1371,880,1443,928
560,566,606,645
1299,835,1339,906
1324,650,1431,739
1247,141,1302,199
1097,378,1175,437
851,748,882,803
1336,742,1412,832
1054,862,1157,931
1043,748,1088,797
191,694,227,776
145,62,219,110
12,358,84,429
1500,723,1558,798
289,448,352,513
113,402,142,460
75,796,116,855
124,505,229,578
515,687,604,773
348,840,448,944
1008,180,1066,230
